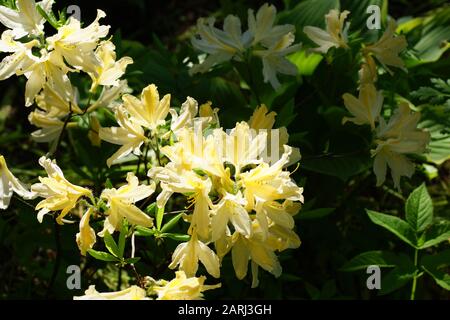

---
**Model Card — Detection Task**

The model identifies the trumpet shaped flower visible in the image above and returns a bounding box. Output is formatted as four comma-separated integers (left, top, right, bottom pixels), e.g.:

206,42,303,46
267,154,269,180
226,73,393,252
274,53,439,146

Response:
372,103,430,190
363,20,407,74
99,106,147,167
169,234,220,278
304,9,350,53
153,271,221,300
0,155,35,210
31,157,92,224
0,0,54,38
122,84,170,131
100,172,154,235
47,9,110,74
76,208,96,256
342,84,384,129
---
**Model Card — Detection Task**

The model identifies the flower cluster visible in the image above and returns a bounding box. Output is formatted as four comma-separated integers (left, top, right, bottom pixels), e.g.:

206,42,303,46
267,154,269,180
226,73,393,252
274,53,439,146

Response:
190,3,301,89
0,0,132,149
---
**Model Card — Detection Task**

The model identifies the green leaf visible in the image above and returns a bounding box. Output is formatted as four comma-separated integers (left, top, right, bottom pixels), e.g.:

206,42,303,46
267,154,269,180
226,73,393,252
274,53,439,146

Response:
161,213,184,233
87,249,119,262
103,231,119,257
405,183,433,232
296,208,335,220
288,50,323,76
37,5,59,29
340,251,398,272
421,250,450,291
156,206,165,231
418,220,450,249
118,219,128,258
134,226,155,237
419,120,450,165
366,210,417,248
145,203,157,215
379,266,416,296
125,257,141,265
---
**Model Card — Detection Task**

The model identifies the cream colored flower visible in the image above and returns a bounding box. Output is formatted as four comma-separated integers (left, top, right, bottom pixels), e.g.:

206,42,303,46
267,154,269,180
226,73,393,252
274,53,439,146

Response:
342,84,383,129
363,20,407,74
76,207,96,256
99,106,147,167
254,32,300,89
303,9,350,53
150,167,213,240
100,172,154,236
0,155,35,210
28,110,76,144
31,157,92,224
372,103,430,190
0,0,54,38
247,3,294,47
74,285,148,300
153,271,221,300
231,221,282,282
169,233,220,278
211,192,251,242
191,15,246,74
169,97,198,134
47,9,110,74
122,84,170,131
89,40,133,91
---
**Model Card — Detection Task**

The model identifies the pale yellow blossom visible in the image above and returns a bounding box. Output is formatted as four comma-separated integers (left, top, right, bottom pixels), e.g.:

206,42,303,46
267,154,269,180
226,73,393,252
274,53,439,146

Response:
342,84,383,129
153,271,220,300
74,285,148,300
31,157,92,224
76,208,96,256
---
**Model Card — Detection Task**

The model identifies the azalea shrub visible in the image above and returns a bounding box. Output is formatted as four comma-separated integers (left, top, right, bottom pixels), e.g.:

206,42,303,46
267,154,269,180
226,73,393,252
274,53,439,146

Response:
0,0,449,300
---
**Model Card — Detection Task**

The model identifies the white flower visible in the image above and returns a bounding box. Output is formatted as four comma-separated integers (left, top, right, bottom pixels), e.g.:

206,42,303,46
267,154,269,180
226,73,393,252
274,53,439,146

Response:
372,103,430,190
303,9,350,53
342,84,383,129
0,155,35,210
0,0,54,38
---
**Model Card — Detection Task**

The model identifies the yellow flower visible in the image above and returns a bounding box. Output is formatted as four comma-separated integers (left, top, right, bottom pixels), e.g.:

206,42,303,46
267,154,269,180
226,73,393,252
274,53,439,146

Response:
100,172,154,235
122,84,171,131
99,106,147,167
169,97,198,134
87,115,102,147
211,192,252,242
363,20,408,74
0,155,35,210
0,0,54,38
303,9,350,54
169,233,220,278
372,103,430,190
47,9,110,74
74,285,148,300
153,271,221,300
342,84,384,129
76,208,96,256
248,104,276,130
150,167,213,240
239,146,304,212
231,221,282,283
31,157,92,224
358,58,378,86
89,40,133,91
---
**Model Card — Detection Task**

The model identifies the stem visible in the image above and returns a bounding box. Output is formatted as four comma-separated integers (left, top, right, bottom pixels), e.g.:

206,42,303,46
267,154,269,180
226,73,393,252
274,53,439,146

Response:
52,103,73,156
46,218,62,298
410,248,419,300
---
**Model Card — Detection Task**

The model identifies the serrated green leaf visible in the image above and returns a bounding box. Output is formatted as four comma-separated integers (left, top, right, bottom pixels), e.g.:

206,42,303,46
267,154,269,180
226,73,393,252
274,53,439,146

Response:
421,250,450,291
405,183,433,232
87,249,119,262
366,210,417,248
340,251,398,272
